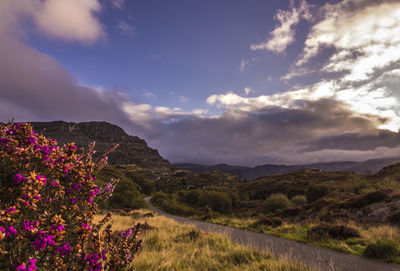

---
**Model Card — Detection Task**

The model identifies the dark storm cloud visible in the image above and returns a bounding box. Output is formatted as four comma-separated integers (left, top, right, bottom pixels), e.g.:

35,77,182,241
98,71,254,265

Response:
150,99,397,165
304,131,400,152
0,33,134,128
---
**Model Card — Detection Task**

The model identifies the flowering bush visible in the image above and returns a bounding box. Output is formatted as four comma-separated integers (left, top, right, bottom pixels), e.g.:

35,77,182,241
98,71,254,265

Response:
0,122,142,270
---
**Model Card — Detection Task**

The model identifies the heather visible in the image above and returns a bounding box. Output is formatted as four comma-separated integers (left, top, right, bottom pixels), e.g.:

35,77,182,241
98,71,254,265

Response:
0,122,142,270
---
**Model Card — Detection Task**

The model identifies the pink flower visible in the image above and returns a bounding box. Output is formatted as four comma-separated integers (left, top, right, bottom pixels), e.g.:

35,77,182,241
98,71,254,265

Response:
27,136,37,145
5,207,16,214
32,231,55,250
56,242,73,256
13,174,26,184
36,175,47,185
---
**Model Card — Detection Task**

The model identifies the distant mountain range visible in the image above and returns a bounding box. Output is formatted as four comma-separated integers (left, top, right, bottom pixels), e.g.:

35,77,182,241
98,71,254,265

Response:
30,121,171,168
175,157,400,179
13,120,400,177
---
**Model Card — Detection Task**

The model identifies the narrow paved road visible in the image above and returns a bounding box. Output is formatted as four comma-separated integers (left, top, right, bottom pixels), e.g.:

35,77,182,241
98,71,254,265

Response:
144,197,400,271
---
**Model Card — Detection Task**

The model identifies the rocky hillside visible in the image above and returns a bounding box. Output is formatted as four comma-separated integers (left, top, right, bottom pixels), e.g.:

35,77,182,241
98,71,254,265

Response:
30,121,171,168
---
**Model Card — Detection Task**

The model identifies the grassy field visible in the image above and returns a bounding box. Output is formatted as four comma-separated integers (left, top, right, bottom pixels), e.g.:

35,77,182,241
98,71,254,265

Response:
94,210,310,271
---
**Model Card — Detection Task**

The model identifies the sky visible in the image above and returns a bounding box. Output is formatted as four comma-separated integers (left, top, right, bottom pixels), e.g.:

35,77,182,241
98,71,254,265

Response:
1,0,400,166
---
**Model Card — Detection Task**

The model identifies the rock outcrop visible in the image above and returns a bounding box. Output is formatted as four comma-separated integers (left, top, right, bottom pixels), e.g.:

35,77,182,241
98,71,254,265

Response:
30,121,171,168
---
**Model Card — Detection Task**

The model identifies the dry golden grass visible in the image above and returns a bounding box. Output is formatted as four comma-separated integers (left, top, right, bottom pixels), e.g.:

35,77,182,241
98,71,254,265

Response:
360,224,400,243
94,210,309,271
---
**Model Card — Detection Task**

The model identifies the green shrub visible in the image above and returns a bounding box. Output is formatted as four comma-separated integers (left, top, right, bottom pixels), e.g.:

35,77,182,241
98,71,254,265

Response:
108,179,146,209
197,191,233,214
257,217,283,227
363,240,400,260
125,172,154,195
291,195,307,206
306,185,328,202
307,223,360,240
263,193,290,213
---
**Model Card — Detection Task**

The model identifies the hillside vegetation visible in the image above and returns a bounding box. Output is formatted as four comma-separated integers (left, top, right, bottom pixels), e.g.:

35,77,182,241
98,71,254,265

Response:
150,165,400,264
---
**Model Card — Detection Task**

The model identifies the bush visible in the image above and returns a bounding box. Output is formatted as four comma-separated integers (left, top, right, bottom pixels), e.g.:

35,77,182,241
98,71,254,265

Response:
108,179,147,209
125,172,154,195
290,195,307,206
197,191,233,214
388,210,400,226
257,217,283,227
307,223,360,240
363,240,400,260
306,185,328,202
263,193,290,213
348,190,389,208
0,122,142,270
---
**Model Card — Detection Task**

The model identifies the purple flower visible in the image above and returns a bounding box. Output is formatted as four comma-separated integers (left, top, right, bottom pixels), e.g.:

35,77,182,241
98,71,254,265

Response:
50,181,58,187
81,223,91,232
36,175,47,185
72,183,83,191
15,259,37,271
121,229,132,238
101,249,108,260
82,253,103,271
56,242,73,256
8,226,17,236
70,198,78,204
32,231,55,250
34,195,40,200
23,220,39,232
90,187,99,197
13,174,26,184
16,264,25,270
5,207,16,214
51,224,65,232
0,137,10,146
27,136,37,145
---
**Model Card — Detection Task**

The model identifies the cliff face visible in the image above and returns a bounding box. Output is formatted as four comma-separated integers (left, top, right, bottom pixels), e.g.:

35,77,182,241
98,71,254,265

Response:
30,121,171,168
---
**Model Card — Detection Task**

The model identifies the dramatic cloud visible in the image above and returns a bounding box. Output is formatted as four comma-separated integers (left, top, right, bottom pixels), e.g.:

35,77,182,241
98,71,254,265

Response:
279,0,400,132
155,99,400,165
250,0,312,53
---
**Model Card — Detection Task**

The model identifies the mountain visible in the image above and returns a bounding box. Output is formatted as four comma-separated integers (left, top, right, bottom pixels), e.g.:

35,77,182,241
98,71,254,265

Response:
30,121,171,168
175,157,400,179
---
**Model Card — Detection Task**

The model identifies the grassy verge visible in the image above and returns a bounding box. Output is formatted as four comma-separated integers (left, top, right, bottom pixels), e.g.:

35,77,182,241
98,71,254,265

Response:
199,215,400,264
94,210,309,271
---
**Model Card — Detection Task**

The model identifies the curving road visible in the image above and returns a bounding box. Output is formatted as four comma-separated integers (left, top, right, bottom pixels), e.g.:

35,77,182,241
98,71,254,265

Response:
144,197,400,271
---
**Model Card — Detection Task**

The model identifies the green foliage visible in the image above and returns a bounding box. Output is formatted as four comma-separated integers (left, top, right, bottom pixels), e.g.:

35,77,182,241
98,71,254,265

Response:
151,192,196,216
125,172,154,195
197,190,233,214
263,193,290,213
290,195,307,206
307,223,360,240
363,240,400,260
305,185,328,202
109,179,147,209
96,166,147,209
